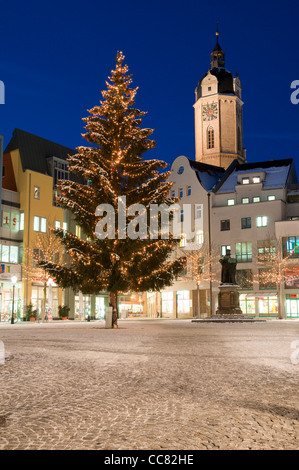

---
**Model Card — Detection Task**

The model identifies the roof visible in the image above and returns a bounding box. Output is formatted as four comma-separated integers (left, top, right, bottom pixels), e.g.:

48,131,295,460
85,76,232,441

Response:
188,159,225,191
4,128,76,175
214,159,296,194
212,41,224,52
196,67,235,100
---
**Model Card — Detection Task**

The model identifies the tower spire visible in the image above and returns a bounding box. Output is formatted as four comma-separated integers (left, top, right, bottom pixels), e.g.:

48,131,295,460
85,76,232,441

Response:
210,21,225,68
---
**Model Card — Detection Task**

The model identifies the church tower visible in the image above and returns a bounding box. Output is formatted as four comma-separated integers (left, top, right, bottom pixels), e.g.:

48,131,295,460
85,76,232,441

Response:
194,28,246,169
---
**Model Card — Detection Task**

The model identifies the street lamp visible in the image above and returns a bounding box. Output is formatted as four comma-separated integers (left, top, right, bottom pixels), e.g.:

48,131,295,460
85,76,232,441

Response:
11,276,17,324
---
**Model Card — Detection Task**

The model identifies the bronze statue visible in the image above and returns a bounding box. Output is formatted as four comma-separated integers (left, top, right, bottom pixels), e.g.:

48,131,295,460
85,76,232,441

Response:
220,249,237,284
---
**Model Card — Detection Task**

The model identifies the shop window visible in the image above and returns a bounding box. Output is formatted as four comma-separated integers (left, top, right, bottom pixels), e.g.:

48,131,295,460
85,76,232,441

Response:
161,292,173,315
258,296,278,316
177,290,190,314
239,295,255,315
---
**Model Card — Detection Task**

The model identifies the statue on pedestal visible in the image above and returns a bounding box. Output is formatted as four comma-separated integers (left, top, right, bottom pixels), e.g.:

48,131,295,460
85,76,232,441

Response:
219,249,237,285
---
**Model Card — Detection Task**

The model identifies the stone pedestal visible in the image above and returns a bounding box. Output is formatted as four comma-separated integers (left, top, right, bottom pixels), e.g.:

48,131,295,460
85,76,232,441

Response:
216,284,242,315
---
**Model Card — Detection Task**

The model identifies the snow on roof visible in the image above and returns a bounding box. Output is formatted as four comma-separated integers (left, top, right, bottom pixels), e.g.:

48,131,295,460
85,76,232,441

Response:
216,163,291,194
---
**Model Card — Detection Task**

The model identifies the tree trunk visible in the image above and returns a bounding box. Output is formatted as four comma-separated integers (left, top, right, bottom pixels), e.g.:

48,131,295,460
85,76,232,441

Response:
278,283,283,320
42,282,47,323
109,292,118,328
197,284,201,319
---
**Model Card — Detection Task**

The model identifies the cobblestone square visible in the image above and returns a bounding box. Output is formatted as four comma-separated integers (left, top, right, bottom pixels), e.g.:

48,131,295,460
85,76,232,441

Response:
0,319,298,450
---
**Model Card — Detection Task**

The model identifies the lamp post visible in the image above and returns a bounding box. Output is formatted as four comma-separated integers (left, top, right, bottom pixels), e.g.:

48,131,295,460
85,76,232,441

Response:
11,276,17,324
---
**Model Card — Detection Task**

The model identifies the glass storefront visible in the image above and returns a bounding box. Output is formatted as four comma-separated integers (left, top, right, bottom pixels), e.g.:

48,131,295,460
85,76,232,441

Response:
161,292,173,316
286,294,299,318
0,281,22,322
95,296,106,319
239,295,256,315
258,296,278,316
31,284,59,319
177,290,190,315
75,294,91,319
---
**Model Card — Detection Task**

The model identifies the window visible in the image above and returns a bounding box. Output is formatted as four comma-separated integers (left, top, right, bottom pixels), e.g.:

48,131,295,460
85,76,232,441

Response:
253,176,261,184
75,225,82,238
227,199,235,206
63,222,68,232
237,127,241,151
252,196,261,203
221,245,231,256
259,269,276,290
267,195,275,201
33,216,40,232
177,166,184,175
258,240,276,259
285,236,299,257
180,209,184,222
33,216,47,232
53,158,69,186
236,269,253,289
242,177,250,185
161,292,173,315
221,219,230,231
40,218,47,233
34,186,40,199
195,204,202,219
20,213,24,231
2,211,19,231
208,86,211,91
195,231,204,246
0,244,19,264
285,267,299,289
171,190,175,198
179,187,183,198
235,242,252,263
241,197,250,204
207,127,214,149
180,234,186,248
187,185,191,196
55,221,61,229
177,290,190,314
256,216,268,227
241,217,251,229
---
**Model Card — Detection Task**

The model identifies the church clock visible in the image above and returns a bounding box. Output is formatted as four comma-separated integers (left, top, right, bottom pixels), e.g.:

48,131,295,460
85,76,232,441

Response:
202,102,218,121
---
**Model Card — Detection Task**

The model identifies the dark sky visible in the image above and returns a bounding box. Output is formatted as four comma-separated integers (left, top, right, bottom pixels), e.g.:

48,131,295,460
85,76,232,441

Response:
0,0,298,174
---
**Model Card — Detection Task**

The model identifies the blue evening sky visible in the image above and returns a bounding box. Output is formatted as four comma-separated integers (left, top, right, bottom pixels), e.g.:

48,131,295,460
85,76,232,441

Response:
0,0,298,174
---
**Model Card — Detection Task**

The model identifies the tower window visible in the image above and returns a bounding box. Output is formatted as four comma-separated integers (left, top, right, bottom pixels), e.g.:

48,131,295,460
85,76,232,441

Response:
207,127,214,149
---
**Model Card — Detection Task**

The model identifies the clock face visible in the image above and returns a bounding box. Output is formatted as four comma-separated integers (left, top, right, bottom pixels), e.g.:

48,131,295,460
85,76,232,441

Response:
202,102,218,121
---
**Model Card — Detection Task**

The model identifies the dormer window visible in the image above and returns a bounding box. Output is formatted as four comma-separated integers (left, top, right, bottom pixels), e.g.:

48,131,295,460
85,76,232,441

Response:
253,176,261,184
242,177,250,185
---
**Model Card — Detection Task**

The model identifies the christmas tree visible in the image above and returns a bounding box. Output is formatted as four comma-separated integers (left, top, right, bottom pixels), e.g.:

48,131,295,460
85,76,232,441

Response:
45,52,183,327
